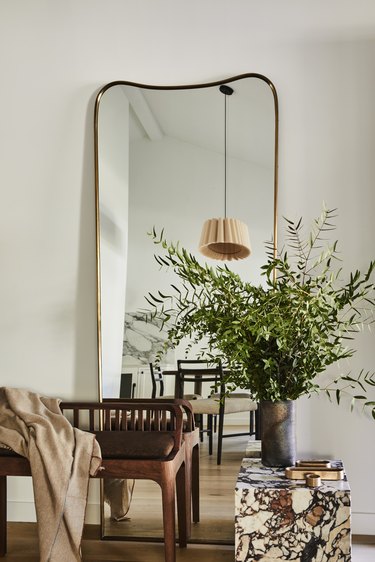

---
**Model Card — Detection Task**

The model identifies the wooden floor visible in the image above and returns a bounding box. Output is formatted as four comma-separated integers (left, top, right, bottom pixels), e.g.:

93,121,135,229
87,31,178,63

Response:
5,522,235,561
4,523,375,562
4,523,375,561
3,429,375,561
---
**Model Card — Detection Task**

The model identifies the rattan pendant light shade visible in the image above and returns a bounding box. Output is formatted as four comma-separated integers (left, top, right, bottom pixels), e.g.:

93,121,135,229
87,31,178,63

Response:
199,84,251,262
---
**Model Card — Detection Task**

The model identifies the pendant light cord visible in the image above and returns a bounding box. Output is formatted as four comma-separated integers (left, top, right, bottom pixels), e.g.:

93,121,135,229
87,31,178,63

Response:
224,92,227,218
199,83,251,261
219,83,233,220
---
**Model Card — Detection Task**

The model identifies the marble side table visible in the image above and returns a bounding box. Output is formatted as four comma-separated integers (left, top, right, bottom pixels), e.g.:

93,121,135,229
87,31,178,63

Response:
235,459,351,562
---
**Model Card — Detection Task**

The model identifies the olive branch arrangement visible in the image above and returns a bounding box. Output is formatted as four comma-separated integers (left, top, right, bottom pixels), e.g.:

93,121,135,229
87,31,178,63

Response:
144,207,375,417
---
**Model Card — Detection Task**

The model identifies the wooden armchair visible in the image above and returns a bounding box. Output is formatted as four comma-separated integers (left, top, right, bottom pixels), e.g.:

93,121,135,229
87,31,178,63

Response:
106,398,200,531
0,400,187,562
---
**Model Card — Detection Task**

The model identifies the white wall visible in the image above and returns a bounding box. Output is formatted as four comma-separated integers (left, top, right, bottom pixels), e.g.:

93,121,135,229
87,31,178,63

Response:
0,0,375,532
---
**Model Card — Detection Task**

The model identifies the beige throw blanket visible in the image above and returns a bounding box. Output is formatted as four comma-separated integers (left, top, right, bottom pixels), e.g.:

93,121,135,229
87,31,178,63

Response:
104,478,134,521
0,387,102,562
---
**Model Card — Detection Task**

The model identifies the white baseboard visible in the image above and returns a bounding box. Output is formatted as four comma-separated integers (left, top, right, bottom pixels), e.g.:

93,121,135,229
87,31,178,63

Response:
352,512,375,535
85,501,101,524
8,501,36,522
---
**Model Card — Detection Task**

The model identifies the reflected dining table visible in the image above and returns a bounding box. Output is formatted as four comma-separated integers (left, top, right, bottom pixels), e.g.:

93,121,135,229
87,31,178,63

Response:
161,368,226,399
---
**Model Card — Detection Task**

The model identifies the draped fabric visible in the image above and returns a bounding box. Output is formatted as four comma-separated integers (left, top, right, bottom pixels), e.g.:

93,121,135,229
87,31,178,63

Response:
0,388,102,562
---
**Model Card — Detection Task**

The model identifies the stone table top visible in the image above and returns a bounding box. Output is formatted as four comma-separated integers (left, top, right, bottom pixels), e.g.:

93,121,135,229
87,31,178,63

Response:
236,458,350,493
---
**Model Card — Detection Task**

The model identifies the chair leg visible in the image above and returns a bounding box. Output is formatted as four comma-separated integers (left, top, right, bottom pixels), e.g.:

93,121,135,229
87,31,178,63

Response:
160,474,177,562
207,414,213,455
199,415,204,442
0,476,6,557
182,444,192,538
250,410,254,435
255,405,261,440
192,443,200,523
176,462,187,548
194,415,203,442
217,408,225,465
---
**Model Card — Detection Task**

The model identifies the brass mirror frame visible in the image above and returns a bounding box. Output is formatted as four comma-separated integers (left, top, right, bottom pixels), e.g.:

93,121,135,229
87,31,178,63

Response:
93,74,279,538
94,73,279,400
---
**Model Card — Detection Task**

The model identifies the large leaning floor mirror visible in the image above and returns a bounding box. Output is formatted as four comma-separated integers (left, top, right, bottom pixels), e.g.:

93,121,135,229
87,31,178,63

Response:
94,74,279,543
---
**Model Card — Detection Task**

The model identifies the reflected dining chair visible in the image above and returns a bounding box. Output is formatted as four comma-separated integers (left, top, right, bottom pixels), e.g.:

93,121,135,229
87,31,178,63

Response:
150,363,204,441
177,360,258,465
149,363,201,401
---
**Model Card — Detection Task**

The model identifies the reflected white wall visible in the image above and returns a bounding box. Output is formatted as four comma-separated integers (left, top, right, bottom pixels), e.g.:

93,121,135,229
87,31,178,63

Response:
98,87,129,398
126,134,273,315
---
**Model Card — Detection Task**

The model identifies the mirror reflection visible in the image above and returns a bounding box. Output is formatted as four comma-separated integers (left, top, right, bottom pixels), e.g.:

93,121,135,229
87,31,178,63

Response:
95,75,278,543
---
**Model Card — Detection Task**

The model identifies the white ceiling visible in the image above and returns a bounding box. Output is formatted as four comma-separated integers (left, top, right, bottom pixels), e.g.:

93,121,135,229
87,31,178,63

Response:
125,77,275,169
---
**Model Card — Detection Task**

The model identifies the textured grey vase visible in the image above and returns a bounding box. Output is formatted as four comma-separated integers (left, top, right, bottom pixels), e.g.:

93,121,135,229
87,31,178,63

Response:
260,400,296,467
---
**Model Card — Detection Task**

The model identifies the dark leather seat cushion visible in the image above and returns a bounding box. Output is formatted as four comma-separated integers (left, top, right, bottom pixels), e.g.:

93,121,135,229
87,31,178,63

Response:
94,431,175,460
0,432,176,461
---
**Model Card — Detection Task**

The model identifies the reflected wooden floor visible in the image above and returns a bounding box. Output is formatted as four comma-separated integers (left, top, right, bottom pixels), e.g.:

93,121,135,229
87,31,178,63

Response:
103,427,250,544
